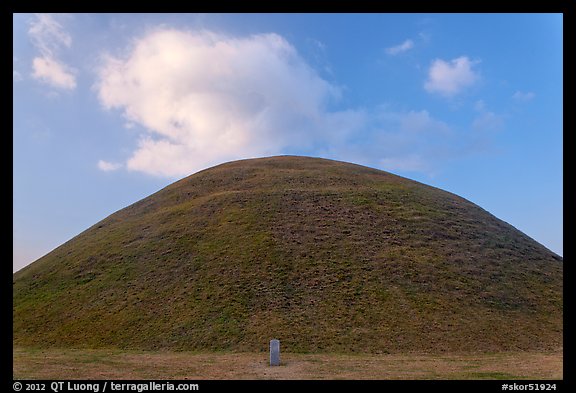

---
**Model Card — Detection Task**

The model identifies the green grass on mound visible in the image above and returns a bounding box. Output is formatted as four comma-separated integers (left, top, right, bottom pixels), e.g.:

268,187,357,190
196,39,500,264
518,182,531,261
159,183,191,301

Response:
13,156,562,353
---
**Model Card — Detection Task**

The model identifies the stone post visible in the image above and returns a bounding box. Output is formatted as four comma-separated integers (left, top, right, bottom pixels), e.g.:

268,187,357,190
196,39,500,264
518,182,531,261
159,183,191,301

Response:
270,339,280,366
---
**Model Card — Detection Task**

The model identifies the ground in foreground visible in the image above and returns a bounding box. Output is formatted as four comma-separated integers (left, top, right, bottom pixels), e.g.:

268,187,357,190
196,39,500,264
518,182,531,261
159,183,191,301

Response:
13,347,562,380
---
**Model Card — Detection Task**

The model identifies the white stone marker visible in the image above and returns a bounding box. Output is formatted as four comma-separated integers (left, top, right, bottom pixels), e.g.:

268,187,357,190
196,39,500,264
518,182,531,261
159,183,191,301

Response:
270,339,280,366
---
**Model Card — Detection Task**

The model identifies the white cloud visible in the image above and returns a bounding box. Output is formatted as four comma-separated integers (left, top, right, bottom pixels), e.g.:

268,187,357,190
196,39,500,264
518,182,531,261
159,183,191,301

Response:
95,28,492,179
472,99,504,132
97,160,122,172
512,91,536,102
318,107,458,176
472,111,503,131
418,31,431,43
28,13,76,90
96,28,347,178
424,56,479,97
385,39,414,55
13,56,23,82
379,154,428,172
28,13,72,54
375,109,453,173
473,99,486,112
31,56,76,90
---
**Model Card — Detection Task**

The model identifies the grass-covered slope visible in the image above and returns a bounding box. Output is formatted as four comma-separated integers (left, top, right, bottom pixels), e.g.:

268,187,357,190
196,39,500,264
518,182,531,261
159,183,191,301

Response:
13,156,562,353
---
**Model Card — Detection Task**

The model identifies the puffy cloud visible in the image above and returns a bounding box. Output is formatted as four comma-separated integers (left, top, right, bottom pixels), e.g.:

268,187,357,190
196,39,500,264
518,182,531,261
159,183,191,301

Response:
512,91,536,102
28,13,71,54
472,111,504,131
13,56,23,82
28,13,76,90
424,56,479,97
379,154,428,172
97,160,122,172
385,39,414,55
472,99,504,132
375,109,453,173
31,56,76,90
318,107,458,175
96,29,346,177
95,28,490,179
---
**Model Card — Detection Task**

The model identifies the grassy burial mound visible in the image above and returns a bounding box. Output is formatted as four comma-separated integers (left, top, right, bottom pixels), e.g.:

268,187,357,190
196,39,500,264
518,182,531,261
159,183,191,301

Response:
13,156,563,353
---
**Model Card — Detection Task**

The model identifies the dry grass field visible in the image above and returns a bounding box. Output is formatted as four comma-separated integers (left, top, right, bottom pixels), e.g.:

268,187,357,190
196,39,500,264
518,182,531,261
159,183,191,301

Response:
13,347,562,380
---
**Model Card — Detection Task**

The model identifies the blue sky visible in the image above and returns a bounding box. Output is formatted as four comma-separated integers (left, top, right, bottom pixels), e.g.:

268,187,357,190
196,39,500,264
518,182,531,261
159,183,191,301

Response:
13,13,563,272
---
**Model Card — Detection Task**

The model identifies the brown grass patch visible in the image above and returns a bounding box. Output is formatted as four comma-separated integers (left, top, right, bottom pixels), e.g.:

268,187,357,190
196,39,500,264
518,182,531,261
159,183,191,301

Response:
13,347,562,380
